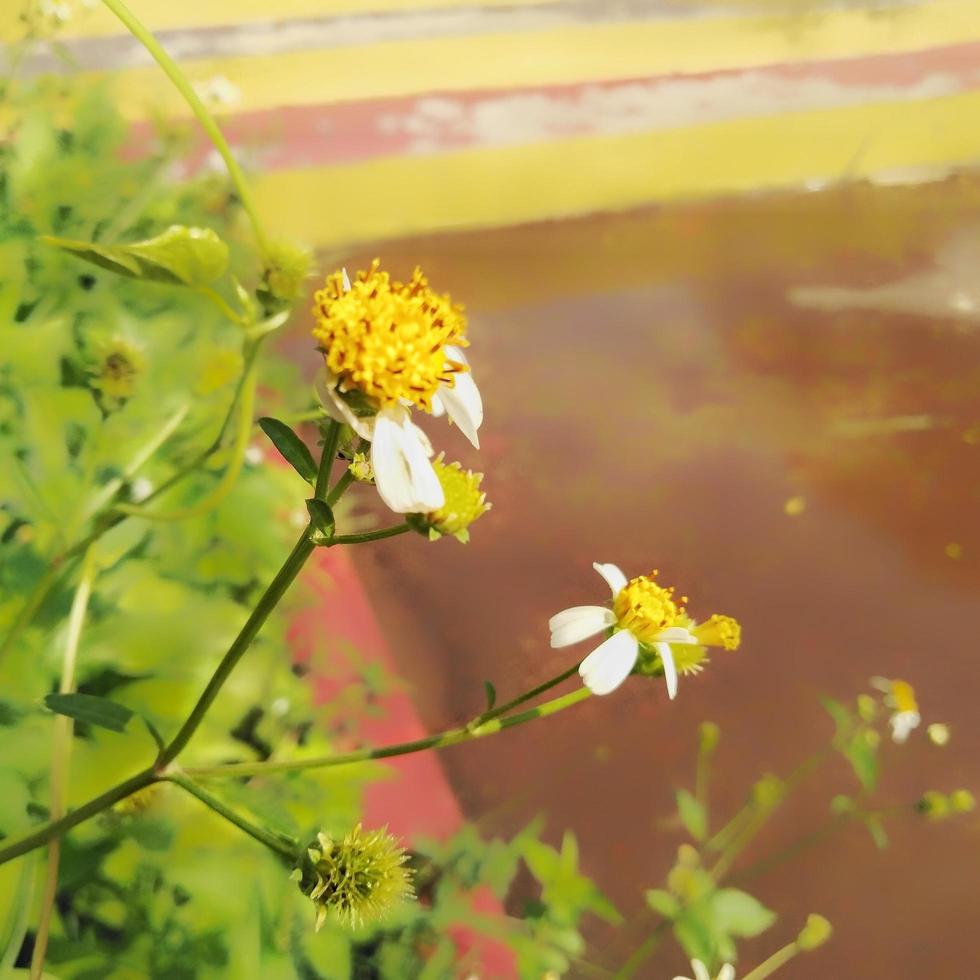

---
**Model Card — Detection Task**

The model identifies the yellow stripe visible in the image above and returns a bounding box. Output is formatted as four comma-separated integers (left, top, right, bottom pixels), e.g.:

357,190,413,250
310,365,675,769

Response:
2,0,558,41
84,0,980,119
252,88,980,246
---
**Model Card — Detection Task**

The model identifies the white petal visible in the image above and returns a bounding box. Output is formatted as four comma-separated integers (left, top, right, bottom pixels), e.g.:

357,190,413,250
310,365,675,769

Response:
438,369,483,449
692,961,711,980
718,965,736,980
549,606,616,648
314,369,375,441
592,562,628,597
672,976,694,980
371,409,444,514
341,267,351,291
654,641,679,700
655,626,697,644
890,710,920,744
578,631,639,696
430,392,446,417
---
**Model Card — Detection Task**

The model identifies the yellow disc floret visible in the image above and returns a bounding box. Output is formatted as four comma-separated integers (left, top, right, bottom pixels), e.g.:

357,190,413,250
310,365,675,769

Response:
692,614,741,651
890,679,918,715
613,572,683,645
312,259,468,412
416,455,490,543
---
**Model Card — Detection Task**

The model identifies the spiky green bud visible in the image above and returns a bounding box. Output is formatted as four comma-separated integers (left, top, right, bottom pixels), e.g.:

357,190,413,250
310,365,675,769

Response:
291,824,413,931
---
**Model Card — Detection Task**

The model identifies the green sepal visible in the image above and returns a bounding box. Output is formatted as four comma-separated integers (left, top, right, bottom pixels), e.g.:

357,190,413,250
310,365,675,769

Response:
306,498,335,543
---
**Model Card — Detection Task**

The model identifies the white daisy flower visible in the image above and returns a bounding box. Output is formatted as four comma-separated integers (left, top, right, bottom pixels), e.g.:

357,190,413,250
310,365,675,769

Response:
550,562,741,699
313,261,482,514
871,677,921,743
674,959,735,980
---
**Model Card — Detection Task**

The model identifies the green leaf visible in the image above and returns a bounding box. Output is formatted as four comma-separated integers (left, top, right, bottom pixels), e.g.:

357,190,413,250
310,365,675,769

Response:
820,696,853,737
42,224,228,287
483,680,496,711
645,889,680,919
676,788,707,842
305,498,335,539
844,736,879,792
43,692,134,733
258,417,317,483
710,888,776,938
863,814,890,850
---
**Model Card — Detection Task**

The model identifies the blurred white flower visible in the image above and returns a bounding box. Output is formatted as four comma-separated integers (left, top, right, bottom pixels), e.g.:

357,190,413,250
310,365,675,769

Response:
674,960,735,980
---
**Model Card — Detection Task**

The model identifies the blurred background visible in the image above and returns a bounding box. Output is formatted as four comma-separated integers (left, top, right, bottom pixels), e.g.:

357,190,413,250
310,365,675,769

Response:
6,0,980,975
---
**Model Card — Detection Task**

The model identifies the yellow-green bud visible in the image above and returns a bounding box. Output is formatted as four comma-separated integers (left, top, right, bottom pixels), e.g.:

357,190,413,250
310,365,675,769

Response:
856,694,877,723
90,336,145,403
261,240,313,303
410,455,490,543
753,773,785,808
927,723,951,746
949,789,976,814
291,824,413,931
918,790,950,820
698,721,721,754
797,913,833,951
348,451,374,483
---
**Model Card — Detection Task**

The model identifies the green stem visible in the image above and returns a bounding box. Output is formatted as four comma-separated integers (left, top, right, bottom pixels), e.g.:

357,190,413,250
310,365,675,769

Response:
0,769,156,868
185,687,592,779
158,528,315,764
314,420,341,499
165,773,296,861
98,0,270,253
196,286,247,327
612,921,670,980
729,815,850,885
330,524,411,546
741,941,800,980
325,468,356,507
473,662,579,726
31,549,97,977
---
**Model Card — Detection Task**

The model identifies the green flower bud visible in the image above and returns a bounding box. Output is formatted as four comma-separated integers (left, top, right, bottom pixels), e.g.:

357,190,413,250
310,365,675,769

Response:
949,789,976,814
856,694,877,723
348,451,374,483
698,721,721,755
797,913,833,951
752,773,785,808
291,824,413,931
261,240,313,304
918,790,950,820
409,455,490,543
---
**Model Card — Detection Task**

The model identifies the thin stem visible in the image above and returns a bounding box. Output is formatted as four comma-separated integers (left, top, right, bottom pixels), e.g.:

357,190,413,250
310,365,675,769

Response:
325,468,356,507
31,549,97,977
98,0,270,253
158,528,315,764
195,286,247,327
330,524,411,546
741,941,800,980
116,368,255,521
314,420,341,500
165,773,296,861
185,687,591,779
473,662,579,727
729,815,850,886
612,921,670,980
0,769,156,868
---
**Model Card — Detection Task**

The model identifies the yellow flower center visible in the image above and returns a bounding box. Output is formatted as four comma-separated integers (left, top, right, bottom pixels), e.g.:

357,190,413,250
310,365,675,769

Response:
312,259,468,412
424,456,490,542
613,573,683,644
890,679,918,715
692,614,742,650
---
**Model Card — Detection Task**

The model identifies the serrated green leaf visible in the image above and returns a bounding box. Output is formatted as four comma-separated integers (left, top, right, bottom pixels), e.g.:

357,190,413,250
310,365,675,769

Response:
258,417,317,483
710,888,776,938
43,692,134,733
676,788,707,841
42,224,228,287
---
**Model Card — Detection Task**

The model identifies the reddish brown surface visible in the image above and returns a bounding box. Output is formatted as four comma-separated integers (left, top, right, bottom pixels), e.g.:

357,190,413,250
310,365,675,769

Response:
286,175,980,978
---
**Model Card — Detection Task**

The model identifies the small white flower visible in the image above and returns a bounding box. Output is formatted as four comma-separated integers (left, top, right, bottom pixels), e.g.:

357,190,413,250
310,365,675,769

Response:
871,677,921,744
244,445,264,466
130,477,154,503
674,959,735,980
550,562,740,699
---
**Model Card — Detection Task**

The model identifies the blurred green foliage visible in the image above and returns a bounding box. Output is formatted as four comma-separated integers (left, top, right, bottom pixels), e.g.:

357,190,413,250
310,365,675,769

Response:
0,71,606,977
